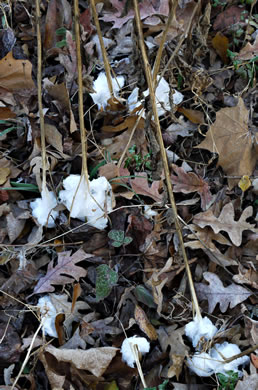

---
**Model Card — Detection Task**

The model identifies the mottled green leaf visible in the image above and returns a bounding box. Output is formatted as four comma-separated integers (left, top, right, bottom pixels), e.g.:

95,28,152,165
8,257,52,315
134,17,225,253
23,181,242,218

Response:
123,236,133,245
134,285,157,309
96,264,118,302
108,230,125,242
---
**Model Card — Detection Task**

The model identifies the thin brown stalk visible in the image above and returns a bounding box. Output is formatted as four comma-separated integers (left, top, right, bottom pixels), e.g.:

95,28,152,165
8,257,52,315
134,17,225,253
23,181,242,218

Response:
158,0,200,88
223,344,258,364
35,0,46,192
74,0,88,181
90,0,113,96
153,0,177,89
130,344,147,388
133,0,201,320
117,108,144,169
11,321,44,390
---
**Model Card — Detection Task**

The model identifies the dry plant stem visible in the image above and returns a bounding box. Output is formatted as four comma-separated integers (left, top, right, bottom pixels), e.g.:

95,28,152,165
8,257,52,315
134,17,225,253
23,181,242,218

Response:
117,108,144,169
133,0,201,321
152,0,177,88
11,321,44,390
158,0,200,88
90,0,113,96
74,0,88,181
224,343,258,364
36,0,47,192
130,343,147,388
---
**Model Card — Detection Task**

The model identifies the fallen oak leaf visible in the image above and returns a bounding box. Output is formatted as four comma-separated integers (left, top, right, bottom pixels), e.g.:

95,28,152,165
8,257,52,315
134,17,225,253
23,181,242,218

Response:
43,345,118,377
100,0,169,29
171,164,213,210
130,172,163,202
33,249,92,294
195,98,257,188
195,272,252,313
193,203,256,246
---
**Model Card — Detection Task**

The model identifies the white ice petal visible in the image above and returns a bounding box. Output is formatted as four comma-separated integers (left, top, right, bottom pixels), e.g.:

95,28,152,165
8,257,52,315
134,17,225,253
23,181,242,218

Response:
37,295,58,338
59,174,113,230
185,315,218,347
121,336,150,368
30,187,58,228
90,72,125,109
187,352,215,377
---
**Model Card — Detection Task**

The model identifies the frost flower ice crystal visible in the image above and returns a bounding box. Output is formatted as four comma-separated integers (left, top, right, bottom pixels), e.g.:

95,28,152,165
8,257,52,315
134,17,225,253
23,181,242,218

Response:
188,342,249,377
90,72,125,110
121,336,150,368
30,187,58,228
185,315,218,348
59,174,113,230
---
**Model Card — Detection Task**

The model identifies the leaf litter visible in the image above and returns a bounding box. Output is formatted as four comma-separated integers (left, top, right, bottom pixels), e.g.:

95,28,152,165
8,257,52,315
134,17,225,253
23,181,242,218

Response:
0,0,257,389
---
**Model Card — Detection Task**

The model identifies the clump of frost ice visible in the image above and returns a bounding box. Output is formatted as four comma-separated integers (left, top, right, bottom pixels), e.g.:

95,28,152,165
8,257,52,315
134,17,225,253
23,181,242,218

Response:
143,205,158,220
188,342,249,377
37,295,58,338
128,87,142,112
90,72,125,110
30,187,58,228
185,315,218,348
59,174,113,230
143,76,183,117
121,336,150,368
185,316,249,378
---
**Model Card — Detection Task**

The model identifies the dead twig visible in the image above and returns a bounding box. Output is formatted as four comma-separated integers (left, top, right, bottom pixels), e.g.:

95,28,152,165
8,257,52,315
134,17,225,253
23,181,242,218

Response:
35,0,46,192
153,0,177,89
133,0,201,320
158,0,200,88
74,0,88,181
90,0,113,97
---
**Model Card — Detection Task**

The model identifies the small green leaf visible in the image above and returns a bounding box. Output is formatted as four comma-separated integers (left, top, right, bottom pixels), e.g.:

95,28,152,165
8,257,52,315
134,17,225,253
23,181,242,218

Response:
134,285,157,309
56,39,67,48
145,380,169,390
56,27,67,36
95,264,118,302
108,230,125,242
112,241,123,248
123,236,133,245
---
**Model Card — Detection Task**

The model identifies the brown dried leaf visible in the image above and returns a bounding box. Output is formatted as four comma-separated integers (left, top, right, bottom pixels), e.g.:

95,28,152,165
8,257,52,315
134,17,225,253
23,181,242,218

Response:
195,98,257,188
195,272,252,313
44,345,118,377
177,107,204,124
45,123,63,153
193,203,256,246
235,373,258,390
233,265,258,289
213,6,243,31
134,305,158,340
44,0,59,50
244,316,258,346
158,325,189,379
0,167,10,185
101,0,169,29
130,172,163,202
0,51,35,91
184,225,237,267
171,164,213,210
236,35,258,60
33,249,92,294
212,32,229,63
251,354,258,369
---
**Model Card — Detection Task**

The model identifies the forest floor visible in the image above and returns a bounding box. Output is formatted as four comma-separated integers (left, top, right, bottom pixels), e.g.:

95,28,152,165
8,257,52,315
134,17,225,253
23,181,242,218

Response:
0,0,258,389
